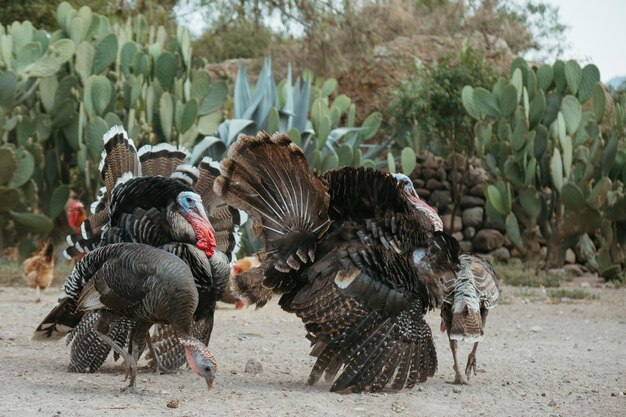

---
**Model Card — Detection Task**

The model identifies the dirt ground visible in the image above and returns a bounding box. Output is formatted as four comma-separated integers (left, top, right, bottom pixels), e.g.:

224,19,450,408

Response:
0,276,624,417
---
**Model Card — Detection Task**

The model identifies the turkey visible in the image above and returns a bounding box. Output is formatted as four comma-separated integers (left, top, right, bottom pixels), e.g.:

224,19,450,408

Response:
62,125,243,374
394,174,500,384
33,243,217,392
214,132,460,393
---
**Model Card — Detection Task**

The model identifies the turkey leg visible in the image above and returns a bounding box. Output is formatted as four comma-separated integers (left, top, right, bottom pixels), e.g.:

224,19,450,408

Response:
465,342,479,380
447,338,466,385
95,330,138,393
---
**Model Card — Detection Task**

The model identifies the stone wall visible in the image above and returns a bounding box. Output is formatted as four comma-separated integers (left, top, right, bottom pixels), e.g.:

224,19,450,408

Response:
410,152,512,262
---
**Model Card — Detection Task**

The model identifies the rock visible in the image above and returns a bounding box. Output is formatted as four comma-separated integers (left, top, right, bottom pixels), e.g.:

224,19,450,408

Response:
452,232,464,242
429,190,452,212
441,214,463,233
548,413,561,417
460,195,485,209
421,168,437,180
468,165,488,184
413,178,425,188
166,399,180,409
436,167,447,181
452,387,462,394
391,402,406,413
463,226,476,240
441,180,451,190
462,207,484,228
491,247,511,261
563,264,585,276
446,152,466,169
548,399,557,407
459,241,473,252
415,188,431,198
425,178,444,190
244,359,263,375
472,229,505,252
423,153,442,169
565,248,576,264
531,326,543,333
469,184,484,197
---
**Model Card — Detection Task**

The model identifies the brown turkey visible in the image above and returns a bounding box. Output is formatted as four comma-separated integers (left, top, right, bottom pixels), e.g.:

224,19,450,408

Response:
393,174,500,384
214,132,461,393
33,243,217,392
62,125,243,374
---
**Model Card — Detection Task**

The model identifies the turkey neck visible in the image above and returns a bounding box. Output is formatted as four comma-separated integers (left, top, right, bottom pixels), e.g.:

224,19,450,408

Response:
166,202,197,243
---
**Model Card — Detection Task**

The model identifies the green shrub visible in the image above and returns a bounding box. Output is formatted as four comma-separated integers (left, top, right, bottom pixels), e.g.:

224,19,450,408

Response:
388,45,498,157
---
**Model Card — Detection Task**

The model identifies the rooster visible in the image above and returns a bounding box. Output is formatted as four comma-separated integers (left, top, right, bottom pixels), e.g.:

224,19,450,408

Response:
221,256,260,309
67,200,87,233
22,240,55,302
66,200,87,262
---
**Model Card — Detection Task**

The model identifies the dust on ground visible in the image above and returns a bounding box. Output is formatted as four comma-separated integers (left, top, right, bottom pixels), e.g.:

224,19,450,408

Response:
0,276,624,417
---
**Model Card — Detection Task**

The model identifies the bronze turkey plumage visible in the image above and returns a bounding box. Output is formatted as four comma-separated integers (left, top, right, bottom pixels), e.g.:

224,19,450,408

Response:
62,126,243,374
215,132,460,393
34,243,217,392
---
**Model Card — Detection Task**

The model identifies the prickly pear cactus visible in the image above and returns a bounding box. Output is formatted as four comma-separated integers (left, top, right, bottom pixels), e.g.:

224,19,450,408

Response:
463,57,625,280
0,2,228,253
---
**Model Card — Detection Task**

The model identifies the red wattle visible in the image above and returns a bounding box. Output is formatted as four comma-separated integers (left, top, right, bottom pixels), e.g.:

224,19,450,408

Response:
194,222,216,258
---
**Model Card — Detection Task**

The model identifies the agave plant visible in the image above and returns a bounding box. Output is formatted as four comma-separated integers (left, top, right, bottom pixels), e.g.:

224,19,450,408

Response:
190,58,383,172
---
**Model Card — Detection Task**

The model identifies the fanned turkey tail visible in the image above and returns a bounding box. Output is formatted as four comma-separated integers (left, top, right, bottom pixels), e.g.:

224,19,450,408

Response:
214,132,331,291
66,312,135,373
63,126,141,259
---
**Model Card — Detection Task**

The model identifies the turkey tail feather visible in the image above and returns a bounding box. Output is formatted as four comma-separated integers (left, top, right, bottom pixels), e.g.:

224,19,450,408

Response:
215,132,330,272
32,298,81,341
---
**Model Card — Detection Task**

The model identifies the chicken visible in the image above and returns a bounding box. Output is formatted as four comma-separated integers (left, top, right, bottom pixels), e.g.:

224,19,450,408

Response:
221,256,260,309
214,132,460,392
22,240,55,302
67,200,87,233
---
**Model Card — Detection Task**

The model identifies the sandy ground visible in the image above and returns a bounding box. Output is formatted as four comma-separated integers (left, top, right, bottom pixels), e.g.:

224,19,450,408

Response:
0,278,625,417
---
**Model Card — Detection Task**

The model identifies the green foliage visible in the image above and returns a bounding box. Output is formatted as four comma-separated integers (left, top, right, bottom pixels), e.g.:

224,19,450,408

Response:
193,59,383,173
465,57,626,281
388,45,498,159
0,2,228,249
194,19,274,63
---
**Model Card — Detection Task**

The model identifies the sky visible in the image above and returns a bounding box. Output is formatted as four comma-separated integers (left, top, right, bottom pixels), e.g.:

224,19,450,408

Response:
544,0,625,82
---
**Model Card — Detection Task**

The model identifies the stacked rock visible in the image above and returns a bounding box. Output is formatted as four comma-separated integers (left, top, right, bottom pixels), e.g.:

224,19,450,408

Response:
410,152,511,262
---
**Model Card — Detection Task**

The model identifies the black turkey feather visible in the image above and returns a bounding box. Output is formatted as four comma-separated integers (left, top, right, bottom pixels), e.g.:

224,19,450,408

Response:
34,243,218,392
215,132,459,393
62,126,243,375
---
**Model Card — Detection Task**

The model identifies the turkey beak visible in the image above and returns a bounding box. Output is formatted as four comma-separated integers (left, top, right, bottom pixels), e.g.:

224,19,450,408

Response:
205,373,215,390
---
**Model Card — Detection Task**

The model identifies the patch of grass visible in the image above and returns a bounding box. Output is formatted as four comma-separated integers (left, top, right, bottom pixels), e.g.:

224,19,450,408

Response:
493,261,561,287
547,288,598,301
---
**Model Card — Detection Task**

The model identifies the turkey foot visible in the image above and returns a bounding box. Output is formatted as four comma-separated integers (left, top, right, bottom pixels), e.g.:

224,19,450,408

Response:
446,339,467,385
465,342,479,381
96,330,138,393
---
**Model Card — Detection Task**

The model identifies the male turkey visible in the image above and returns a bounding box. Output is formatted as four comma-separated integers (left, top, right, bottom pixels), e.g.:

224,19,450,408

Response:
214,132,460,393
394,174,500,384
33,243,217,392
63,125,243,374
